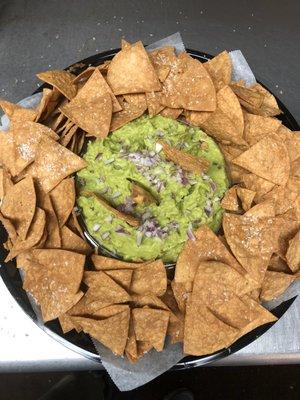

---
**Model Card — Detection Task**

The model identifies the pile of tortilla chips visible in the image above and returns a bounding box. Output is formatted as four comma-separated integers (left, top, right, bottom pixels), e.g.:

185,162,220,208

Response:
0,39,299,361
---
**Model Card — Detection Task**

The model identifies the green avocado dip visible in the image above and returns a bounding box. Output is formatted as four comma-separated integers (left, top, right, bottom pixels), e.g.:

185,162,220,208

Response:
77,115,228,262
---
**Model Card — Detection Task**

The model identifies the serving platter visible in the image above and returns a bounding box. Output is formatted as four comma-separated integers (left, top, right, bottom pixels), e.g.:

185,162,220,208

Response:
0,48,298,369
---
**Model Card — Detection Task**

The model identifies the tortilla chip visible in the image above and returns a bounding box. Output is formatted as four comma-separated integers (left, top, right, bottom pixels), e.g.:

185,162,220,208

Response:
284,132,300,163
123,93,147,110
175,225,246,284
1,176,36,240
231,82,281,117
0,168,13,201
0,131,18,176
162,52,216,111
243,113,282,146
0,212,18,241
160,287,184,344
268,254,290,273
125,318,138,363
233,137,290,185
130,260,167,296
241,173,275,203
107,41,161,95
159,141,209,174
67,209,85,239
72,309,130,356
290,157,300,178
104,270,133,291
73,67,96,84
36,70,77,100
201,86,245,145
11,121,59,175
146,92,164,116
132,308,169,352
159,107,183,119
37,193,61,248
0,99,36,124
91,254,143,270
60,89,112,138
244,201,275,219
204,51,232,90
260,271,296,302
84,271,131,306
223,213,280,284
82,191,139,227
149,47,176,83
236,187,255,211
59,312,76,333
110,97,147,131
131,182,158,205
60,225,91,254
171,280,191,313
221,186,240,211
59,124,78,148
286,230,300,272
35,88,61,122
185,110,212,127
49,177,75,227
27,136,86,193
131,293,168,310
47,113,67,132
276,215,300,257
184,301,238,356
23,249,84,321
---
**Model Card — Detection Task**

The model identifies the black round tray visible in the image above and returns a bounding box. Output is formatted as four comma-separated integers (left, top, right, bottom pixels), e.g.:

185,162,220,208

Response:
0,48,298,370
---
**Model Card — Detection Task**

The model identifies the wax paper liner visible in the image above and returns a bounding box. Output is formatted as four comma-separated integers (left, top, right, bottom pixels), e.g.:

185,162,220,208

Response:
2,32,296,392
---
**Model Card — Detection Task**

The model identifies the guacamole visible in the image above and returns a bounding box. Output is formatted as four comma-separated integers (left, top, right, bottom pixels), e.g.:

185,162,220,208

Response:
77,115,228,262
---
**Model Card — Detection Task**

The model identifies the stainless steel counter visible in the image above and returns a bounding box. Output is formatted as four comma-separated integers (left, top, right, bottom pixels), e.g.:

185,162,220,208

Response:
0,277,299,372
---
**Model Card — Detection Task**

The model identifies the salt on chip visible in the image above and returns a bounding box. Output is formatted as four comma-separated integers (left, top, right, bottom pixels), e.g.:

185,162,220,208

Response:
123,93,147,110
61,225,92,254
148,46,176,83
12,121,59,175
236,187,255,211
132,308,169,352
159,140,209,174
60,91,112,138
91,254,146,270
204,50,232,90
223,213,280,284
5,207,46,261
37,70,77,100
232,137,290,185
201,85,245,145
107,41,161,95
1,176,36,240
162,52,216,112
130,260,167,296
260,271,296,302
50,177,75,227
84,271,131,306
72,309,130,356
286,230,300,272
110,97,147,131
175,225,246,285
0,99,36,124
28,136,86,193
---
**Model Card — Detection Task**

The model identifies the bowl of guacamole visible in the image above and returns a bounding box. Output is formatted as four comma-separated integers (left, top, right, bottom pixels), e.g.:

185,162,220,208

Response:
77,115,228,263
